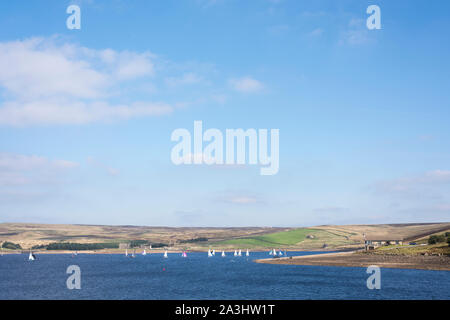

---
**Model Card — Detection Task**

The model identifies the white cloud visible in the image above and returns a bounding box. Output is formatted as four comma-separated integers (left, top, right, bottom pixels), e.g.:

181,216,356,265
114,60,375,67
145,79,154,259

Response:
111,51,155,80
229,77,263,93
0,38,108,100
0,37,171,126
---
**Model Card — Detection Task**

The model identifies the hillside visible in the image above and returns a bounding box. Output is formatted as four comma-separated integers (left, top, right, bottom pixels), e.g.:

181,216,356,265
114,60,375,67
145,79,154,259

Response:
0,222,449,251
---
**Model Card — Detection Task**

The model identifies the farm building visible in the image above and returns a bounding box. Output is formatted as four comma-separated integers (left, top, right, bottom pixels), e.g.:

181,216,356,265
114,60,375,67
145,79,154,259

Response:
364,237,404,250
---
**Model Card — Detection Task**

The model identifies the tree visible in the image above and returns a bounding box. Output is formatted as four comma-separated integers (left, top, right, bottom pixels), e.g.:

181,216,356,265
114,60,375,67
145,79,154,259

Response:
2,241,22,250
428,235,446,245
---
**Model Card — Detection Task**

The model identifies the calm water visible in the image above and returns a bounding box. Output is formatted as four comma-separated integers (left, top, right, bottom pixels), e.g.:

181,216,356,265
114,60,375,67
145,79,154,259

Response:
0,251,448,300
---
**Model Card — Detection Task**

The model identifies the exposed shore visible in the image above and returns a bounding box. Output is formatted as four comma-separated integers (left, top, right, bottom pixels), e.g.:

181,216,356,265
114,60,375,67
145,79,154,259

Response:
255,251,450,271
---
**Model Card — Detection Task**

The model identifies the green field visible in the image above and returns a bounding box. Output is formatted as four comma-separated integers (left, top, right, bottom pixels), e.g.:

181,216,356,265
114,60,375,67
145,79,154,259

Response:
212,228,356,249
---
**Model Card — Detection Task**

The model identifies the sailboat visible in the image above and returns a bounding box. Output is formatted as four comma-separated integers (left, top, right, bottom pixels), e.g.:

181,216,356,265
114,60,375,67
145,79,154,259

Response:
238,249,242,257
212,249,216,256
208,249,213,257
234,250,238,257
269,249,273,255
221,251,226,257
182,251,187,258
28,251,36,261
278,250,283,256
246,249,250,257
164,250,168,258
125,249,128,257
142,249,147,256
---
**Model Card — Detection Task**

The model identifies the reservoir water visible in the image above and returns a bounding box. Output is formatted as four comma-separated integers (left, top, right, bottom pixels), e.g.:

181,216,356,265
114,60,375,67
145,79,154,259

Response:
0,252,448,300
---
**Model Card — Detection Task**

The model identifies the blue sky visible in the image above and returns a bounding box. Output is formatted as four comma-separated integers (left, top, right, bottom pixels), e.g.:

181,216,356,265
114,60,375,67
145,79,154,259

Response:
0,0,449,227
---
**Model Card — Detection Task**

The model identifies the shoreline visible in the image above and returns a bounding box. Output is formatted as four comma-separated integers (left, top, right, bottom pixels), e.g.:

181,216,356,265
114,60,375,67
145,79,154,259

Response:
0,248,350,255
255,251,450,271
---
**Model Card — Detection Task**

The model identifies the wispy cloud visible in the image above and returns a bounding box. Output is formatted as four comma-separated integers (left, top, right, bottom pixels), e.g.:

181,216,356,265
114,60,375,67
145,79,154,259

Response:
165,73,203,87
87,157,119,176
229,77,263,93
0,100,172,126
340,18,372,45
314,206,349,214
0,153,78,186
373,170,450,196
308,28,324,37
217,191,264,205
370,170,450,219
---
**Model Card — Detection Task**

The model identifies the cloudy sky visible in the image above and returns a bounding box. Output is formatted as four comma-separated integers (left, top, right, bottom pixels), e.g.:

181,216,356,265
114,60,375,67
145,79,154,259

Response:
0,0,449,227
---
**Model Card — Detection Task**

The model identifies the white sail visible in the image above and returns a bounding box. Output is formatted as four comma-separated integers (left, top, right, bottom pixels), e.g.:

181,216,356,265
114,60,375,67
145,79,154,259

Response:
234,250,237,256
142,249,147,256
164,250,168,258
28,251,35,261
125,249,128,257
221,251,226,257
212,249,216,256
278,250,283,256
208,249,213,257
238,249,242,256
246,249,249,257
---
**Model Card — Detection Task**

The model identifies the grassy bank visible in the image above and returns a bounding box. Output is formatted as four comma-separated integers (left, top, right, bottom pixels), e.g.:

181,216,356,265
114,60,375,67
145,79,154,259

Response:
366,243,450,256
211,228,358,249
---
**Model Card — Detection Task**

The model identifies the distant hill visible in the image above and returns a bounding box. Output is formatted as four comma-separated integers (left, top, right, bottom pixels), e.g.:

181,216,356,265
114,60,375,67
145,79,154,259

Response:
0,223,285,250
0,222,449,251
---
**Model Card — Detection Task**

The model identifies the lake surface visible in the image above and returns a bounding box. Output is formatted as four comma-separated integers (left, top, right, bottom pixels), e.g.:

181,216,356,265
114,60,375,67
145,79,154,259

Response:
0,251,448,300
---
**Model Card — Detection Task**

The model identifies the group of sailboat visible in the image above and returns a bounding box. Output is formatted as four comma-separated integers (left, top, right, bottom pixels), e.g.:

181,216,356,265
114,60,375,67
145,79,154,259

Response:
125,249,136,258
125,248,170,258
122,248,252,259
269,249,284,256
230,249,249,257
210,249,249,257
